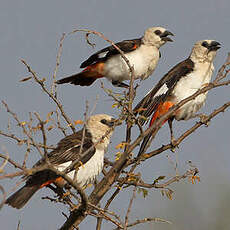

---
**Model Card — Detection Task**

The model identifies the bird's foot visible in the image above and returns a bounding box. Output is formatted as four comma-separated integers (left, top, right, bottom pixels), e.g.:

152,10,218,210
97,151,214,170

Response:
196,113,209,126
170,136,178,152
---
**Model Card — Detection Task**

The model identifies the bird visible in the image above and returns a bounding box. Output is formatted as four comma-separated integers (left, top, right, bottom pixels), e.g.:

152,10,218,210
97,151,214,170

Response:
6,114,119,209
134,40,221,156
56,27,174,88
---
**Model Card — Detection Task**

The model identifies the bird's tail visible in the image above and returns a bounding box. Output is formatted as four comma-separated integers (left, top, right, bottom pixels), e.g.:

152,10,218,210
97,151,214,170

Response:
6,185,40,209
138,101,174,156
56,63,104,86
138,132,153,157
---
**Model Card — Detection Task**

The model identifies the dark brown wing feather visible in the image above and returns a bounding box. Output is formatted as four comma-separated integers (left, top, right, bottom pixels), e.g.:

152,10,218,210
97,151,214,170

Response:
134,58,194,124
35,129,95,167
80,38,142,68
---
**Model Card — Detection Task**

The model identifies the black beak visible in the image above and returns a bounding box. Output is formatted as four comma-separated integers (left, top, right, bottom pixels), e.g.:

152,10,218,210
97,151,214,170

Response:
112,118,122,127
160,30,174,42
105,118,122,127
208,41,221,51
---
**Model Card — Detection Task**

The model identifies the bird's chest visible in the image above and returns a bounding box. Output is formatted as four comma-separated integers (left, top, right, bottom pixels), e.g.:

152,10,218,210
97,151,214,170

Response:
75,149,104,186
172,63,213,120
104,46,159,81
56,149,104,187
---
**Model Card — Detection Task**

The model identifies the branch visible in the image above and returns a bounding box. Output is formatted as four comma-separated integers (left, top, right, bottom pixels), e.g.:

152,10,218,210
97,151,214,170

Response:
51,33,66,97
124,187,136,230
120,168,198,189
0,130,54,149
0,154,24,171
34,112,48,159
127,217,172,228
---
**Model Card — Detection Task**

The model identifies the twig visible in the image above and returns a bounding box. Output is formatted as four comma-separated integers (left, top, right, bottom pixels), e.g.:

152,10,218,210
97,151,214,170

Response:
88,211,124,229
124,187,136,230
0,184,6,210
0,130,54,149
127,217,172,228
52,33,66,97
0,154,24,171
120,168,198,189
2,101,44,157
55,109,68,136
34,112,48,159
20,59,76,133
0,171,25,180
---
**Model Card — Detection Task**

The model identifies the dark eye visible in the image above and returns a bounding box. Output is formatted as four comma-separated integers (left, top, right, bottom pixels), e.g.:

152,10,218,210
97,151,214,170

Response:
100,119,114,127
201,41,209,48
100,119,107,125
154,30,162,35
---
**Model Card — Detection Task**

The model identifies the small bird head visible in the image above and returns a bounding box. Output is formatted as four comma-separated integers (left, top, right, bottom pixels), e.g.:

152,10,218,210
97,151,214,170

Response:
190,40,221,63
86,114,121,149
142,27,174,48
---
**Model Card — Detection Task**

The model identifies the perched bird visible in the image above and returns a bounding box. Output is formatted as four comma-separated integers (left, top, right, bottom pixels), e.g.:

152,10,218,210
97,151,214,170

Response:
135,40,221,156
6,114,119,209
56,27,174,88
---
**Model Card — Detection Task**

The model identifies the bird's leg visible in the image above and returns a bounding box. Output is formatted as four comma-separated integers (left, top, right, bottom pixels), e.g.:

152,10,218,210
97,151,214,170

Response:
112,80,129,88
190,113,209,126
168,118,176,148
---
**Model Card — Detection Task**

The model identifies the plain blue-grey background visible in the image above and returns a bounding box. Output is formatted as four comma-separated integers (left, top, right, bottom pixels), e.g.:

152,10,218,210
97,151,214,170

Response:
1,1,230,229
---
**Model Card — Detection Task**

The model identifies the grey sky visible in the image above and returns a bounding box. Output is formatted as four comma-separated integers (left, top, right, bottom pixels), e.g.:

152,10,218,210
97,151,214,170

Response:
1,0,230,229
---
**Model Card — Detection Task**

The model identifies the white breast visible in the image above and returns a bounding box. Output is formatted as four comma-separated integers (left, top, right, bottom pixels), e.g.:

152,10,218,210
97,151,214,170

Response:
173,62,214,120
104,45,159,82
55,149,105,187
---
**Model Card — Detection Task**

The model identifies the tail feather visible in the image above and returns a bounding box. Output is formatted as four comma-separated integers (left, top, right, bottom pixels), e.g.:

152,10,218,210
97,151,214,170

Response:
6,185,40,209
56,72,97,86
138,101,174,157
138,133,153,157
56,63,104,86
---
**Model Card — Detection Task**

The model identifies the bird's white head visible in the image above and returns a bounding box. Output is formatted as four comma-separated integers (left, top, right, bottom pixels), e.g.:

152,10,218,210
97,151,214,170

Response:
190,40,221,63
86,114,119,149
142,27,174,48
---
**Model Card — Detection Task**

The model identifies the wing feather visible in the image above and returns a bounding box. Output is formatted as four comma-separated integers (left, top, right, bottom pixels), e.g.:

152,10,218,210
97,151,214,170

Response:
134,58,194,124
80,38,142,68
35,129,95,167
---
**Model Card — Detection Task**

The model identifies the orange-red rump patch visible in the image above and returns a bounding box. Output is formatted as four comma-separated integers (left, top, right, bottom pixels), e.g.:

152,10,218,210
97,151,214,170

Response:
83,62,105,78
132,44,137,50
150,101,174,126
39,177,64,188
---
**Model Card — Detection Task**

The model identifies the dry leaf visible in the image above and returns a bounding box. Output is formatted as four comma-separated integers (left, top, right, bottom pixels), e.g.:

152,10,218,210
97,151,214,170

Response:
115,142,128,149
20,121,27,126
74,120,84,125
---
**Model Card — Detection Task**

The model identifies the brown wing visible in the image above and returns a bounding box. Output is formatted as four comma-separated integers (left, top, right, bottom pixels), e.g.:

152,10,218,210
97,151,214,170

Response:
134,58,194,124
35,129,95,167
23,129,95,187
80,38,142,68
